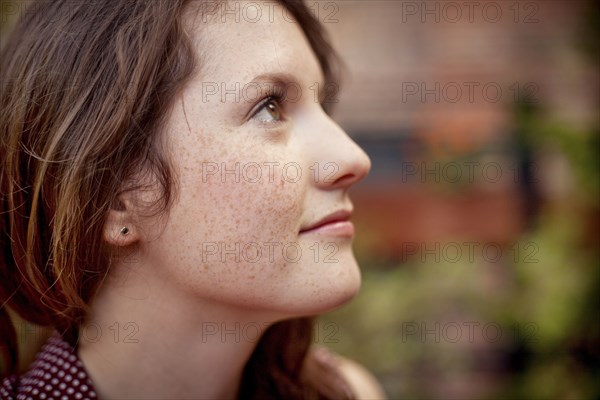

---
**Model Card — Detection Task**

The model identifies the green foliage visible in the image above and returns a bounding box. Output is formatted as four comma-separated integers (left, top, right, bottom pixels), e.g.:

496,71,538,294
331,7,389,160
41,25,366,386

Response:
322,205,598,398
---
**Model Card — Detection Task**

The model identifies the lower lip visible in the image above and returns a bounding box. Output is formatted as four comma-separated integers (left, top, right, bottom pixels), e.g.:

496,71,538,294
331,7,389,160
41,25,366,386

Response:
300,221,355,237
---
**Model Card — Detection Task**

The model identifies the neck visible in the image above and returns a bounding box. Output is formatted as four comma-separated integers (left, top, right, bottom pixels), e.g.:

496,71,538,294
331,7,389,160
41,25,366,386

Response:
77,261,276,400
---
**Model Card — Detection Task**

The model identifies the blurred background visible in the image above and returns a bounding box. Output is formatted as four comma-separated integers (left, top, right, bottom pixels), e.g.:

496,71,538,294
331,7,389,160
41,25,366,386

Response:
2,1,599,399
315,1,599,399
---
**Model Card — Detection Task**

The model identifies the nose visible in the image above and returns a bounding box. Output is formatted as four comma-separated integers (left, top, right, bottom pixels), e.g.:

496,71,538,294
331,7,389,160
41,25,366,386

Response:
308,112,371,190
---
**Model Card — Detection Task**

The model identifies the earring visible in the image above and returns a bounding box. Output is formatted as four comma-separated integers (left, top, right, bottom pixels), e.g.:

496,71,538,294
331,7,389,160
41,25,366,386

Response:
120,227,130,235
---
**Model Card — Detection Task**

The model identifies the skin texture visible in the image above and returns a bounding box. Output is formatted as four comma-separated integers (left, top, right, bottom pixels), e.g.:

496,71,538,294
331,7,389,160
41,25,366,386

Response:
78,4,371,399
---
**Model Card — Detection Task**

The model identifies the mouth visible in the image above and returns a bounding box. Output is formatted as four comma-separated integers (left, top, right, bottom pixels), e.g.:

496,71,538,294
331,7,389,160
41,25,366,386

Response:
299,209,354,237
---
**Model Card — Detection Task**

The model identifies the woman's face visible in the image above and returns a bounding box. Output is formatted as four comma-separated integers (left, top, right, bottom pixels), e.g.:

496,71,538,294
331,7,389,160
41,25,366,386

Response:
140,5,371,318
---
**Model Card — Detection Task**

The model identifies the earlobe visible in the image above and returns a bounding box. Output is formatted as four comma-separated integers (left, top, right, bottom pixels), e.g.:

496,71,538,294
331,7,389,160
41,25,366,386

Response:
103,219,138,246
103,197,139,246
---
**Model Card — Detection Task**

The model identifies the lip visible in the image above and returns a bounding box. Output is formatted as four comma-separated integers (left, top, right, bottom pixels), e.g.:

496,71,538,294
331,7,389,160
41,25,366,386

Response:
299,210,354,237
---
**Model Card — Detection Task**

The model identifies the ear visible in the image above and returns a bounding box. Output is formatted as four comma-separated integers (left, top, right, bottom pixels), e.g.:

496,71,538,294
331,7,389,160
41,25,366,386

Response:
103,195,139,246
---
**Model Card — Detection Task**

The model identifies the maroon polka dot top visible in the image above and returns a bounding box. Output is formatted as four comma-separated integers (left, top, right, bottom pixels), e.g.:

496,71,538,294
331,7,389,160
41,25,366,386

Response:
1,333,98,400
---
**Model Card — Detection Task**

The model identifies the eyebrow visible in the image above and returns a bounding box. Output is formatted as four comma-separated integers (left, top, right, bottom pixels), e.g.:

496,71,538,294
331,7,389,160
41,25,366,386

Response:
249,72,295,86
249,71,324,87
245,71,326,103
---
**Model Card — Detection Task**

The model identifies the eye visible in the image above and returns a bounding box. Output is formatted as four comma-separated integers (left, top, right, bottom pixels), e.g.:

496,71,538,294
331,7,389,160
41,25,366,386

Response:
251,97,283,123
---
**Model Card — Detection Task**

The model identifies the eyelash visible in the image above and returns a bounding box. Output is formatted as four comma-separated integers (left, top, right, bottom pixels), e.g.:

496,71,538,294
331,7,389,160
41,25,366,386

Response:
248,87,286,123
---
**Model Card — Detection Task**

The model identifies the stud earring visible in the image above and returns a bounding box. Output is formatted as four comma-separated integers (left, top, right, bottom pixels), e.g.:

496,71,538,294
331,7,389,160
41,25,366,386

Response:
120,227,130,235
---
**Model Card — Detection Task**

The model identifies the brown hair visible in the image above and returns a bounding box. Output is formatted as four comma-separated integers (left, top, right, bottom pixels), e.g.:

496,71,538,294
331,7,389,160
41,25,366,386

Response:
0,0,342,398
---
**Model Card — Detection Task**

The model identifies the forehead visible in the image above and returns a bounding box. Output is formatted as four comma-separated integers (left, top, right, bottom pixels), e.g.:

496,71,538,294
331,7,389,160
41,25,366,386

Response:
185,2,325,88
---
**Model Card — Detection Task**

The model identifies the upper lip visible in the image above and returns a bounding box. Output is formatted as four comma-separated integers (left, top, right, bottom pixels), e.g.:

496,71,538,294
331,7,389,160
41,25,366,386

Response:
300,209,353,233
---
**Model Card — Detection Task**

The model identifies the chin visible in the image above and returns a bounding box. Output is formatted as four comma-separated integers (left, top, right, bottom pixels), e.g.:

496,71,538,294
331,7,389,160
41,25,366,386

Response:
323,264,362,312
294,255,363,317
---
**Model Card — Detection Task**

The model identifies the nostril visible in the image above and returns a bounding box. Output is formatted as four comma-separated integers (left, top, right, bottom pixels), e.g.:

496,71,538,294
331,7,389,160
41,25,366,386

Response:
331,172,359,188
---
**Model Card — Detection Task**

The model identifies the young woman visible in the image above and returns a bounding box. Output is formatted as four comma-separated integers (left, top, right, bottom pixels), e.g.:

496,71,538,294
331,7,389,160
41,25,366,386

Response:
0,1,385,398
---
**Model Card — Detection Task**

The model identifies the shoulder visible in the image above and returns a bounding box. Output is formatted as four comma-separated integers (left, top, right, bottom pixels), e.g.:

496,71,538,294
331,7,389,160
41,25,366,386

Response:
304,346,387,400
1,374,18,399
335,355,387,400
1,332,98,399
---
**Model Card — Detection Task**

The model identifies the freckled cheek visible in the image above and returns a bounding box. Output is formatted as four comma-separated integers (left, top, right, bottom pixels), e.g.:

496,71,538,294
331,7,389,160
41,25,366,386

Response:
221,177,302,242
162,163,307,301
177,158,305,246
